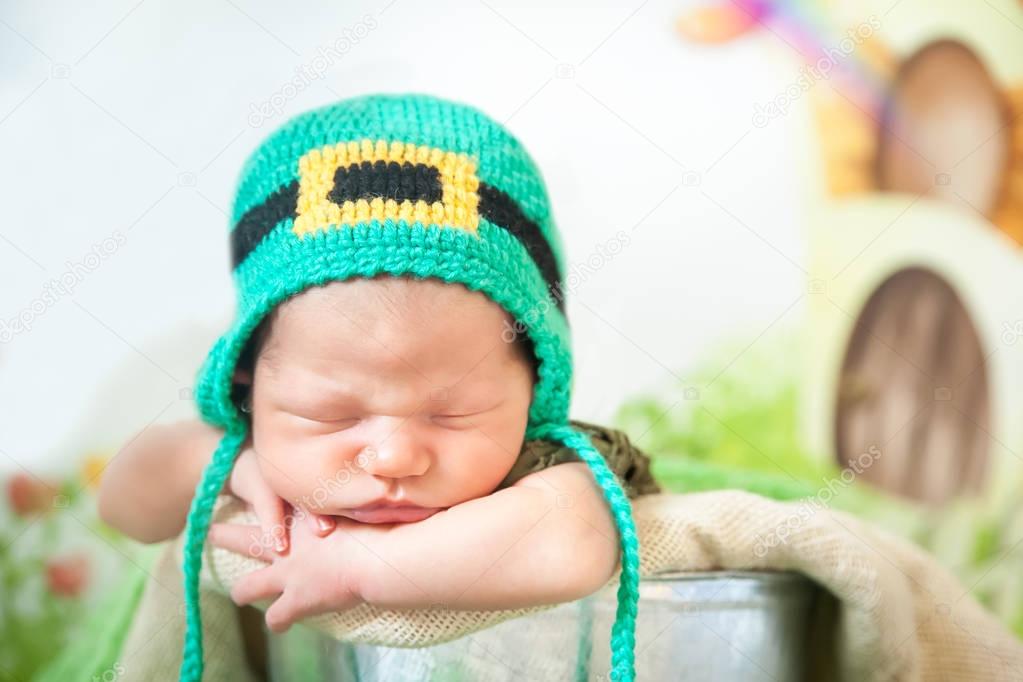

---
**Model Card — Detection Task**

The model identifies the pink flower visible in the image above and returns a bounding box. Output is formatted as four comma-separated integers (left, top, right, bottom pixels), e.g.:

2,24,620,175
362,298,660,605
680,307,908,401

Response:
46,555,90,598
6,472,58,516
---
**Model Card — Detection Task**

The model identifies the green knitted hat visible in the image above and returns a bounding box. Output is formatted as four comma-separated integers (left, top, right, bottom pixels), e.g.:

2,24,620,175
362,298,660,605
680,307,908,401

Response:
180,93,640,681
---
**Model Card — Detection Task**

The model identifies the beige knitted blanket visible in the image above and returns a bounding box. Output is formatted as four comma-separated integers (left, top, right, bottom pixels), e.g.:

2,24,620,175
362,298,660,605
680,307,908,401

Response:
116,491,1023,680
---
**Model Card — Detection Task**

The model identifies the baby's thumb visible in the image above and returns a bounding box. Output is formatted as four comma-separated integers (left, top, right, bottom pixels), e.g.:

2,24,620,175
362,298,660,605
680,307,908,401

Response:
252,493,288,554
303,509,336,536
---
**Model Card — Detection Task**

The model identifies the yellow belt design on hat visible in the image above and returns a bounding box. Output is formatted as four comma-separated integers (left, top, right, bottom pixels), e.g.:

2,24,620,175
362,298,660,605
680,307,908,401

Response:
229,137,563,312
293,138,480,237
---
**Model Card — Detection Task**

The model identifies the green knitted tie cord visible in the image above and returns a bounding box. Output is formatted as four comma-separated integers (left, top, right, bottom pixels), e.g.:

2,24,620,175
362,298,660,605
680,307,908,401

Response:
180,422,249,682
531,422,640,682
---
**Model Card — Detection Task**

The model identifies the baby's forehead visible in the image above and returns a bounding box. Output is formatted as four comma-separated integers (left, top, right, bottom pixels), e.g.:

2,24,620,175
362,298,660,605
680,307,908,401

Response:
258,276,523,368
282,276,510,323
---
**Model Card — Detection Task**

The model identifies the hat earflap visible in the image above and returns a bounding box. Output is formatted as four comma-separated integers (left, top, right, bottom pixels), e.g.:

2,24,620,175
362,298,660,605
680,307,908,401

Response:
528,422,640,682
179,421,249,682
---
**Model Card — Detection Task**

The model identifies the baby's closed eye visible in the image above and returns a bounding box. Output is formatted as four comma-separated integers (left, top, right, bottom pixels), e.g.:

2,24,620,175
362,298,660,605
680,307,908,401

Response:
430,411,489,429
294,413,362,431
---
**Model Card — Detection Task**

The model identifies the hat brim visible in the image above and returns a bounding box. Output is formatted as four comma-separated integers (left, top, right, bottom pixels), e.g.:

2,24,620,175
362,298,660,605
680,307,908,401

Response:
193,217,573,435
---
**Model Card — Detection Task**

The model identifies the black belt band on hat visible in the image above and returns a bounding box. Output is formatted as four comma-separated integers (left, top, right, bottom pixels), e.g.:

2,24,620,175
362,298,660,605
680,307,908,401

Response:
229,163,565,313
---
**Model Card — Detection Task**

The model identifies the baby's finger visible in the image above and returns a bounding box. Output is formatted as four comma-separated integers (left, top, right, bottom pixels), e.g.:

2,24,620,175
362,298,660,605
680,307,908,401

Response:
268,579,335,633
252,493,288,554
265,584,321,633
304,510,336,537
208,523,272,561
264,592,298,633
231,565,282,607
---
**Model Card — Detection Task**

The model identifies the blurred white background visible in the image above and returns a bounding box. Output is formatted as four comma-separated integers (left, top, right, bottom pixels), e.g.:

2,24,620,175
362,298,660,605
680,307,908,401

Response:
0,0,812,472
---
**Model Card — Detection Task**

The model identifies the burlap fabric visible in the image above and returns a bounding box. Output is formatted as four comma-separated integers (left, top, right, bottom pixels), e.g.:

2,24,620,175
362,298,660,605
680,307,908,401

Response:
116,491,1023,681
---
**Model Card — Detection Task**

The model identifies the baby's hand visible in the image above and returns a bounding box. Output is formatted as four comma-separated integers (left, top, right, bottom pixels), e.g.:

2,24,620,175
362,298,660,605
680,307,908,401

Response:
208,514,366,632
225,438,335,554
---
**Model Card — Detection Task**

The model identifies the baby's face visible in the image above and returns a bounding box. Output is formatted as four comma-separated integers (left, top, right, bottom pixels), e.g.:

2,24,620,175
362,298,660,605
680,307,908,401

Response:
242,277,535,524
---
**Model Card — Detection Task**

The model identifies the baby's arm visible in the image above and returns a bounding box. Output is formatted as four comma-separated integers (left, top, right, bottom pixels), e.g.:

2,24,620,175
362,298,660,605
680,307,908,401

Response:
359,461,621,609
217,460,623,629
100,419,332,548
98,419,221,542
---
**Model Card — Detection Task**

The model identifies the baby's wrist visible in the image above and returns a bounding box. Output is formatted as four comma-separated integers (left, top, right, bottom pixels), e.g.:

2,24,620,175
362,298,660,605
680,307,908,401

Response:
327,523,374,606
336,521,413,608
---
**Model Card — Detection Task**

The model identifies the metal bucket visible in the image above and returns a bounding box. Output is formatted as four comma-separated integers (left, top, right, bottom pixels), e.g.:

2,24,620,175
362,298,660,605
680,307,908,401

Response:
267,570,818,681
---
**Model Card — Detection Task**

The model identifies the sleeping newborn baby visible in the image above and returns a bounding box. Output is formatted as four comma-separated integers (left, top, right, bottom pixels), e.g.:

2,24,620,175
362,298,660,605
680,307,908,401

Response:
97,93,659,681
102,275,645,626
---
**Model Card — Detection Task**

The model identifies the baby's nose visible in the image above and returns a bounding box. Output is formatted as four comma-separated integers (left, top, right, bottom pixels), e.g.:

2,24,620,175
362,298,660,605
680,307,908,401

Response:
361,423,431,479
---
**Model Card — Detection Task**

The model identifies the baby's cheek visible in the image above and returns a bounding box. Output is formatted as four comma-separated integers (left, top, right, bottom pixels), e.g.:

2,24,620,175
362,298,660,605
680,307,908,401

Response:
251,446,309,499
259,445,363,513
444,432,521,496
